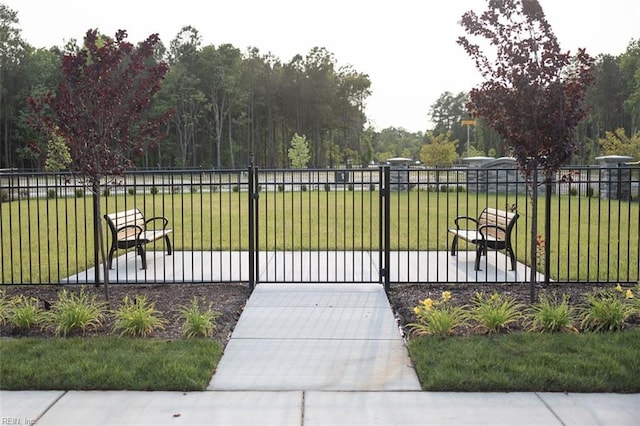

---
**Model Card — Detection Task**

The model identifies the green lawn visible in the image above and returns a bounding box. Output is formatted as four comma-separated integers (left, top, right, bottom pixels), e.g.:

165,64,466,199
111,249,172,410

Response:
2,331,638,392
0,337,222,391
408,329,640,392
1,191,638,283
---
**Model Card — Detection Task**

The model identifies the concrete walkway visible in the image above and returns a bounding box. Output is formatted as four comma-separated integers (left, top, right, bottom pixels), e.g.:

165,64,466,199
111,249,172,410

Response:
208,283,420,391
2,283,638,424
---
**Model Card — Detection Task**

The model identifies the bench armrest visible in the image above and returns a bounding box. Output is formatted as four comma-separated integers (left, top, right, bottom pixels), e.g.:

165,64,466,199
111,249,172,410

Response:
453,216,478,230
478,223,508,239
145,216,169,230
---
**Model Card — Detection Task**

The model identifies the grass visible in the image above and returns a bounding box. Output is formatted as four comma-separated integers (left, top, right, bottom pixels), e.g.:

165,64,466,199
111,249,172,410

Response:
0,337,222,391
408,329,640,392
1,191,638,283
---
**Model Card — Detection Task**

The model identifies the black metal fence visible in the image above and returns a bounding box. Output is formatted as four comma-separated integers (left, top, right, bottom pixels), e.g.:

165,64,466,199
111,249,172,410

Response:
1,164,638,287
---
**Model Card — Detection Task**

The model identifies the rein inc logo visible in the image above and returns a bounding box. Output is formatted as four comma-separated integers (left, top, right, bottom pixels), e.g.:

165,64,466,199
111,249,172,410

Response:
1,418,34,425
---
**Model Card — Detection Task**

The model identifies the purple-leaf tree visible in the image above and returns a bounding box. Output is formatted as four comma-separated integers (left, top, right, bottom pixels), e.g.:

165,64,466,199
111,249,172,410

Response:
457,0,593,301
28,29,172,301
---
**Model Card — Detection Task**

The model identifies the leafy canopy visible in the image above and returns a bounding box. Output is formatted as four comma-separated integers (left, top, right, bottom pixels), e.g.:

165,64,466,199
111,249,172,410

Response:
457,0,594,178
28,29,172,181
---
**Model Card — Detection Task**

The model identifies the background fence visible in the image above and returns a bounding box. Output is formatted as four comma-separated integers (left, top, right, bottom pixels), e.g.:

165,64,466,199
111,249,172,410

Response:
1,164,638,286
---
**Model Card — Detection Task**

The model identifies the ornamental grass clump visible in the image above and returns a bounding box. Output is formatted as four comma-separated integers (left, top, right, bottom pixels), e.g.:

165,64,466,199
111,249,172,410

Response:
408,291,468,337
527,293,577,333
0,290,9,326
179,297,220,338
113,295,165,337
8,295,44,330
45,288,108,337
580,285,635,332
469,291,523,334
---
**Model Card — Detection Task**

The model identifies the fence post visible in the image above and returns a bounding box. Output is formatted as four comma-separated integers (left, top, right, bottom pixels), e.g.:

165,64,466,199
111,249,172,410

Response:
381,166,391,292
248,162,256,291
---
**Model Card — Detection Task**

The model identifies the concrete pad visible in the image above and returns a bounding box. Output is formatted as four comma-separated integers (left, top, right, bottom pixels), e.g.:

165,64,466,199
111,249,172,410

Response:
259,251,379,282
0,391,64,425
35,391,302,426
537,392,640,426
208,338,420,391
245,283,389,308
231,306,400,339
304,392,563,425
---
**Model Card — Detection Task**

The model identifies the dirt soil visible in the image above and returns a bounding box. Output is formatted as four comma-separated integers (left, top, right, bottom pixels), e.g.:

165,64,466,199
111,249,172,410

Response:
0,281,635,340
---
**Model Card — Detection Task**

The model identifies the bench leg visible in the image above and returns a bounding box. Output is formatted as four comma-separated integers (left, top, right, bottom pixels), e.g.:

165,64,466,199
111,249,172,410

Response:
107,248,116,269
165,235,172,255
474,244,485,271
450,235,458,256
137,245,147,270
507,247,516,271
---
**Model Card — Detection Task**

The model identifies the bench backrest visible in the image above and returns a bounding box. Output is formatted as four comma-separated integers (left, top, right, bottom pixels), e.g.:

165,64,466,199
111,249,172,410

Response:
478,207,518,241
104,208,145,240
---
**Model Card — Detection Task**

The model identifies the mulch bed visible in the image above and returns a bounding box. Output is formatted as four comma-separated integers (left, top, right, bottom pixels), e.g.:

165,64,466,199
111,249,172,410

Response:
1,281,636,340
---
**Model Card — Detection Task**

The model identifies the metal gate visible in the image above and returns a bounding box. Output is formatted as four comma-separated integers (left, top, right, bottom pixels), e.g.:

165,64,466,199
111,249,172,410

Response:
247,165,391,290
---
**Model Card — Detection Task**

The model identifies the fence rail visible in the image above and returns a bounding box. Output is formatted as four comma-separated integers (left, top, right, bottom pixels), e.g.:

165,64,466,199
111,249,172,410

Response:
1,165,638,286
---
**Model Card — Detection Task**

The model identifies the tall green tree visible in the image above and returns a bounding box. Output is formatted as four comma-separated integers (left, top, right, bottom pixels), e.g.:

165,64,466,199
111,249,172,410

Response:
458,0,594,301
419,131,459,167
288,133,310,168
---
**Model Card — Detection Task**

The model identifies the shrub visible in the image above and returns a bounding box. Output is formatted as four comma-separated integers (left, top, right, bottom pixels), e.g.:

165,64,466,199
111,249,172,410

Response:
580,285,635,332
301,184,308,192
150,186,159,195
232,185,240,193
8,295,44,330
179,297,220,338
47,189,57,199
324,183,331,192
348,184,354,191
469,292,523,334
0,291,9,326
75,189,85,198
527,293,577,333
102,188,110,197
1,188,10,202
112,295,165,337
45,288,108,337
277,184,285,192
128,188,136,196
190,185,199,193
369,184,376,191
408,291,467,337
569,187,578,196
586,186,595,198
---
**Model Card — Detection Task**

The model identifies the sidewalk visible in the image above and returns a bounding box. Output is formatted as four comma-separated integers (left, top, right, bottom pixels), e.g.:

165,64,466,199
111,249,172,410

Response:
1,283,639,425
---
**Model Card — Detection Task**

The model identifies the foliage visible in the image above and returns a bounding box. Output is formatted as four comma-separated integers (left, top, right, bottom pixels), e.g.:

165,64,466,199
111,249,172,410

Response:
179,297,220,338
7,295,44,329
408,291,468,337
112,295,165,337
458,0,594,178
469,292,523,334
44,127,71,172
0,290,10,326
527,293,577,333
419,131,459,167
288,133,311,168
598,128,640,160
44,288,108,336
580,285,635,332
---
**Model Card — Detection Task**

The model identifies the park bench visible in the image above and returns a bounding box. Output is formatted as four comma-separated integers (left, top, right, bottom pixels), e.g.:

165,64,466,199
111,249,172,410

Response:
104,208,173,270
448,207,518,271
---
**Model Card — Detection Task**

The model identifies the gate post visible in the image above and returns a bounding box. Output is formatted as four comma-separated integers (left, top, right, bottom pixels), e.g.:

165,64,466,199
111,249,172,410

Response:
380,166,391,292
248,162,257,291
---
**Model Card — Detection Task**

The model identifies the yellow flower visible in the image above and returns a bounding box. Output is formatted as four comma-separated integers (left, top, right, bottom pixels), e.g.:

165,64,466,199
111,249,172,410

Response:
413,306,421,315
421,298,434,310
625,289,634,299
441,291,452,302
615,284,623,292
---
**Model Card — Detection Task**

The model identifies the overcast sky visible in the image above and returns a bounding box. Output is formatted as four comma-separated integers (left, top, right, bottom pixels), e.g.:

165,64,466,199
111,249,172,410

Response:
5,0,639,132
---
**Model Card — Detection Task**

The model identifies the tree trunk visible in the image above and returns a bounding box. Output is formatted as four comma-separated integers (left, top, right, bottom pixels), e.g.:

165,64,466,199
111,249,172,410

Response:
92,181,110,305
528,169,538,303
